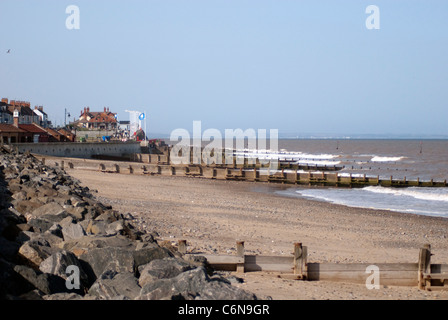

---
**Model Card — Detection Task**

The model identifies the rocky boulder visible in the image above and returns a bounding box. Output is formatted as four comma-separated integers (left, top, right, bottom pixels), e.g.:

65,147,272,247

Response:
137,267,257,300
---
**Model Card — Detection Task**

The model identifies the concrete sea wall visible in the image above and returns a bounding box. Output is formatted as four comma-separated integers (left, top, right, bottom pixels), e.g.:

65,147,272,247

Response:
11,142,141,159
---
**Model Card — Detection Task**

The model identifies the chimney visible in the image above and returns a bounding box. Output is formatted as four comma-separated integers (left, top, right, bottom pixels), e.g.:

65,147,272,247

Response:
38,106,43,112
104,107,106,113
87,107,90,113
13,108,19,127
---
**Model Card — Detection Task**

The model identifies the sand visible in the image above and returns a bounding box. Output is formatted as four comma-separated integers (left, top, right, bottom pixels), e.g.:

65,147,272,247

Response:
61,163,448,300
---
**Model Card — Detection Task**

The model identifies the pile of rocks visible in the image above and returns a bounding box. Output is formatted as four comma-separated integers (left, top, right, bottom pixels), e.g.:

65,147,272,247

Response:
0,149,258,300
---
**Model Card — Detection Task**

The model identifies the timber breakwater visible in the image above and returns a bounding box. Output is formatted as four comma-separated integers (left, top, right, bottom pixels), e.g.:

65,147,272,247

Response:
0,147,258,300
130,150,448,188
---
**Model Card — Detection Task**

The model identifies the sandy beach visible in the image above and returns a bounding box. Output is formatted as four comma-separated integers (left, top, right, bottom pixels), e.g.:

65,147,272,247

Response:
63,164,448,300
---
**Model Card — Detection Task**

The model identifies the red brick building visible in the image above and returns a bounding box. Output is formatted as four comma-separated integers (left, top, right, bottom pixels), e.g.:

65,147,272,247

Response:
75,107,117,130
18,124,50,143
0,124,28,144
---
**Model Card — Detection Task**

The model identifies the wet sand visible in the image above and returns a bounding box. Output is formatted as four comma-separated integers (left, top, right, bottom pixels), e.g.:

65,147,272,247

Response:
65,166,448,300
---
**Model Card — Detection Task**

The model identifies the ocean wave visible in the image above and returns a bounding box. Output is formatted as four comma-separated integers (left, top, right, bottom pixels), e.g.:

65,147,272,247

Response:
370,156,404,162
363,186,448,202
232,149,339,161
295,160,341,166
292,188,448,218
338,173,367,178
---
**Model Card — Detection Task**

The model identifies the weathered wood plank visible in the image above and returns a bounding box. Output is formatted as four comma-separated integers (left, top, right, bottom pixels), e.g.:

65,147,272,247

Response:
307,263,418,272
237,241,245,273
244,255,293,273
307,271,418,286
187,254,244,265
307,270,417,280
418,244,431,289
430,264,448,273
423,273,448,280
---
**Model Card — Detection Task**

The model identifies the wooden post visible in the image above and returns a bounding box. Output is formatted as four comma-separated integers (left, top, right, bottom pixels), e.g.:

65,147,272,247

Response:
253,167,257,181
293,243,302,277
114,164,120,173
236,241,245,273
418,244,431,290
293,243,308,279
61,161,65,170
129,165,134,174
178,240,187,255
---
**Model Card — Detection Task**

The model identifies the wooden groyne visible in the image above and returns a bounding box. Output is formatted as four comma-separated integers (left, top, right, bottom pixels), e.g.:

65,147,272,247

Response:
37,154,448,188
181,241,448,290
108,163,448,188
127,150,447,188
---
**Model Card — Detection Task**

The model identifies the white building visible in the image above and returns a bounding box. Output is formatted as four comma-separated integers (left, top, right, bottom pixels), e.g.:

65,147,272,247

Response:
33,106,49,128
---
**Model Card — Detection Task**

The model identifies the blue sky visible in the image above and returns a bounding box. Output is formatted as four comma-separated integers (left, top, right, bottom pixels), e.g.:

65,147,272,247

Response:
1,0,447,137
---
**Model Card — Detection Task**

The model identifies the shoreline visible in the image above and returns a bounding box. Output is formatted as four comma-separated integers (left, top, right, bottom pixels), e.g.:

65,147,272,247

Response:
252,184,448,222
66,167,448,299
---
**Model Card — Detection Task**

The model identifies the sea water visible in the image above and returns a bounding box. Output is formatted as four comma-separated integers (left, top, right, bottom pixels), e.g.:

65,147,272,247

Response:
257,139,448,218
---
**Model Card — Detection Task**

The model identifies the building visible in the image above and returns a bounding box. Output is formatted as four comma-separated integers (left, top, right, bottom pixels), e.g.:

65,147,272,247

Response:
0,124,28,144
18,124,50,143
33,106,49,128
0,96,75,144
8,101,39,125
1,98,43,126
0,100,13,124
75,107,117,130
57,128,76,142
44,128,67,142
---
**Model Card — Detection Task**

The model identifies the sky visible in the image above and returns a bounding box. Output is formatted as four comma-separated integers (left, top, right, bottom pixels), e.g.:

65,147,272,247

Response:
1,0,447,138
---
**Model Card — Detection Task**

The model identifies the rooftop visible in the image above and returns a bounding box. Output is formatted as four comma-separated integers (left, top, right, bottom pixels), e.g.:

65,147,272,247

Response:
18,124,48,134
0,124,26,133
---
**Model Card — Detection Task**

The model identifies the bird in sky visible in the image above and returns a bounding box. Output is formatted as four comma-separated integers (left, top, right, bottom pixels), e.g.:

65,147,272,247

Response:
6,49,10,53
